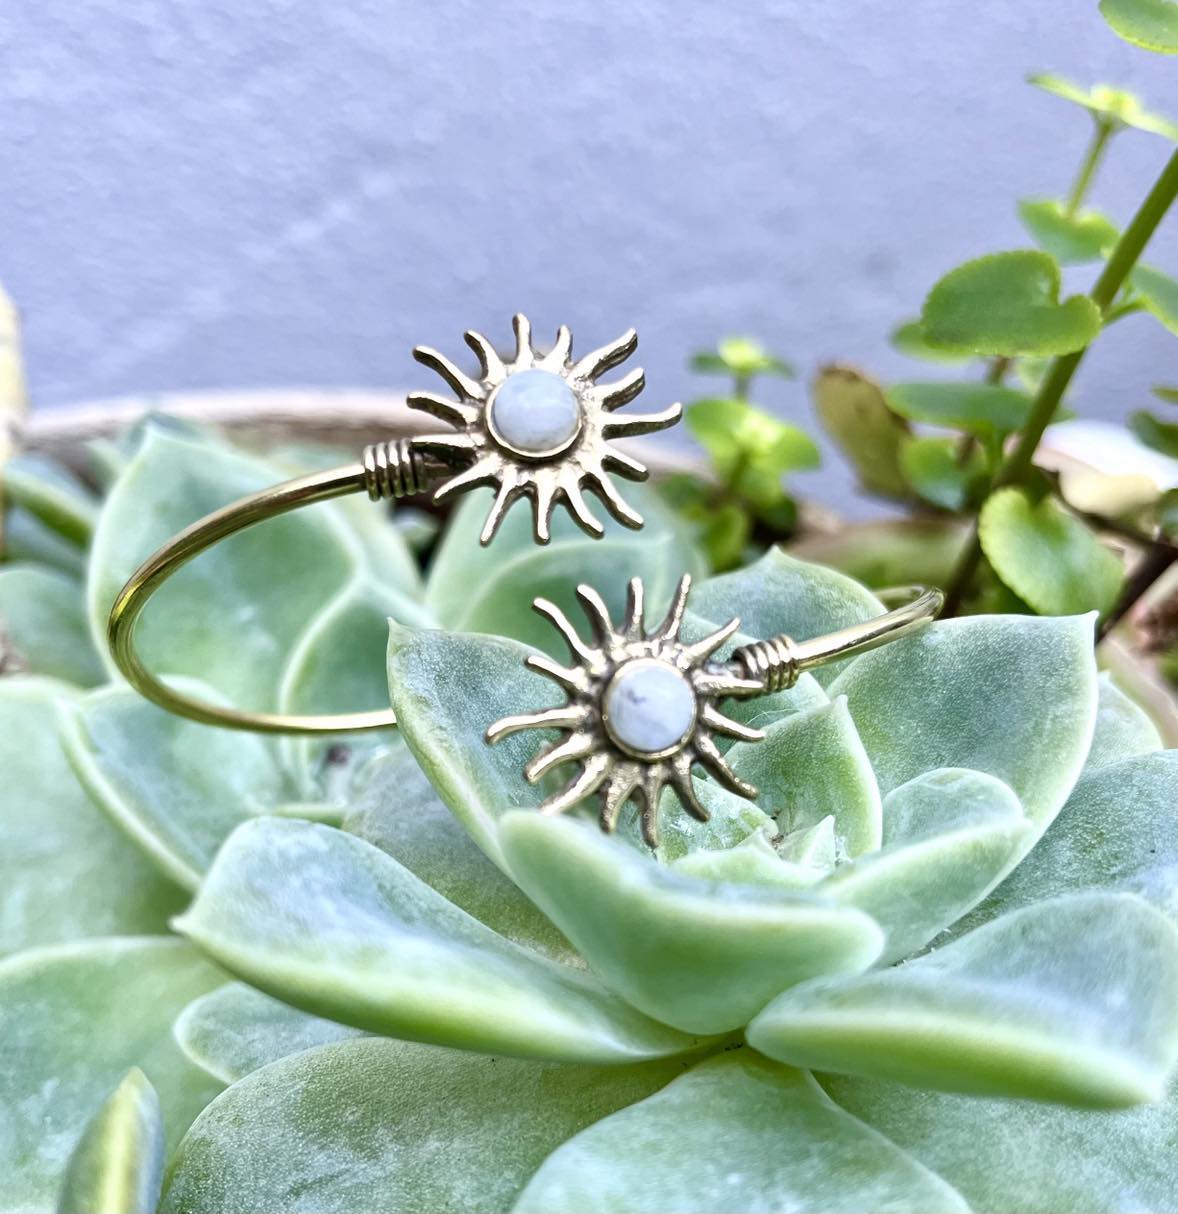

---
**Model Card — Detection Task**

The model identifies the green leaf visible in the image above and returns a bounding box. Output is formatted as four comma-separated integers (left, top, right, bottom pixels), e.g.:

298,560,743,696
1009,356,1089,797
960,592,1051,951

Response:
899,436,987,512
888,381,1035,436
1018,198,1120,264
1153,383,1178,403
3,506,86,574
514,1052,969,1214
829,612,1098,827
788,518,969,589
1083,671,1163,774
0,564,104,685
3,453,98,545
691,336,795,380
161,1038,684,1214
963,752,1178,931
88,427,359,710
1129,408,1178,457
278,576,433,794
1100,0,1178,52
499,811,883,1034
688,398,820,488
921,250,1103,356
979,487,1124,616
57,1068,164,1214
1030,71,1178,134
0,938,223,1211
725,697,882,858
343,743,577,961
690,549,885,689
0,678,185,954
174,983,364,1084
890,320,974,365
175,817,696,1062
820,768,1032,962
749,892,1178,1106
811,365,911,497
59,684,289,890
387,624,551,866
426,486,705,652
696,502,751,572
1131,264,1178,334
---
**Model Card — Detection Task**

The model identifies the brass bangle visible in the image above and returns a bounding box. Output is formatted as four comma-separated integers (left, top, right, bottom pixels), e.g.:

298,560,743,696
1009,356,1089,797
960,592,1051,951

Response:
107,315,683,736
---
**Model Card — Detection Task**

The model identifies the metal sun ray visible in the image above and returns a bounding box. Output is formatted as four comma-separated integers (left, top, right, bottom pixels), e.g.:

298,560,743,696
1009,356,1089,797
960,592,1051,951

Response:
407,315,682,546
486,574,765,848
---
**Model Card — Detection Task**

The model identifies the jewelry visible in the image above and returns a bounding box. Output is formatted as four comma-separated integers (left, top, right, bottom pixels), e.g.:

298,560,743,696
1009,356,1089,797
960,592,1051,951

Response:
488,575,943,846
106,317,681,735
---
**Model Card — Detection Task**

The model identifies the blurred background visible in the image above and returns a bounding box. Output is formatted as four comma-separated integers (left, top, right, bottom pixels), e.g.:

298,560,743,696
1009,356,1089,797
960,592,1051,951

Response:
1,0,1175,512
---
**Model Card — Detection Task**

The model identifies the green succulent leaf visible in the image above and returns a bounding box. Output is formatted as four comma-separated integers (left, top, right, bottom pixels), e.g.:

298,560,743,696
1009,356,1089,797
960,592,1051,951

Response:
0,678,185,954
161,1038,684,1214
174,982,364,1084
921,250,1103,356
1100,0,1178,52
278,576,432,792
1017,199,1120,264
811,366,911,498
749,892,1178,1106
820,768,1032,962
899,436,987,512
1131,264,1178,334
499,811,884,1035
88,427,364,710
829,613,1098,827
514,1052,969,1214
59,684,289,890
0,564,105,685
3,506,85,573
176,817,696,1062
889,320,974,365
57,1068,164,1214
0,938,223,1211
827,1071,1178,1212
690,549,884,689
724,697,882,858
979,487,1124,616
1083,672,1163,774
1128,407,1178,457
387,624,551,865
888,381,1035,436
343,744,577,961
1030,71,1178,133
964,752,1178,930
426,486,704,653
3,453,98,545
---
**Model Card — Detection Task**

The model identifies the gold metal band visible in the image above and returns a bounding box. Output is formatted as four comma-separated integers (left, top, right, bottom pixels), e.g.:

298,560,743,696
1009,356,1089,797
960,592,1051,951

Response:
108,449,943,740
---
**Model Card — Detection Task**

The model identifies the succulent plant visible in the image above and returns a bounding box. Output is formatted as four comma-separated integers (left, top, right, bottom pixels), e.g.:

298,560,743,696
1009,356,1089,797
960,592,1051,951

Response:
4,422,1178,1213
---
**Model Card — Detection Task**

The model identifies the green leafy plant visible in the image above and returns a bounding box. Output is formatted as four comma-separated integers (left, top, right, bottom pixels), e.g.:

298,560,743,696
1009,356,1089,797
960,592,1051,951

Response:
663,336,818,570
3,422,1178,1212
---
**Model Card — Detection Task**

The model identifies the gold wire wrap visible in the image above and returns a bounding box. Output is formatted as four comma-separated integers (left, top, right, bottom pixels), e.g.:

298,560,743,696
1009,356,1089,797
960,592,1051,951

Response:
730,584,945,695
362,438,432,502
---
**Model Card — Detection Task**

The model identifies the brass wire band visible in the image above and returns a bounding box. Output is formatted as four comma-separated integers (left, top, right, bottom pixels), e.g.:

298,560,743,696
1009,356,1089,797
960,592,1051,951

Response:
730,584,944,693
107,461,404,736
362,438,433,501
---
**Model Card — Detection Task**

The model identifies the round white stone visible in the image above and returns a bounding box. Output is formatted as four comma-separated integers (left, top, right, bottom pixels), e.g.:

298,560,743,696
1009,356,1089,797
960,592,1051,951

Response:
487,368,582,456
604,660,698,757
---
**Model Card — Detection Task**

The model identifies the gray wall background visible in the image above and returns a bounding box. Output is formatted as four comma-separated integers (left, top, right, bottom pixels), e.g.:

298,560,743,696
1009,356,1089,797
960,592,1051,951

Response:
2,1,1177,511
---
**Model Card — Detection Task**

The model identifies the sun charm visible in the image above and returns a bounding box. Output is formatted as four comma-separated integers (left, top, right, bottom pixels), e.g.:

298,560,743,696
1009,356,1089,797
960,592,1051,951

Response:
407,315,682,545
486,574,768,847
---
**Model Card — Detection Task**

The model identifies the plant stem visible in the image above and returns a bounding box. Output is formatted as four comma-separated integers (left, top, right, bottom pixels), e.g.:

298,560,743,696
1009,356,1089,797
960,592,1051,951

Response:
1066,119,1114,217
942,145,1178,616
733,372,752,401
1099,542,1178,639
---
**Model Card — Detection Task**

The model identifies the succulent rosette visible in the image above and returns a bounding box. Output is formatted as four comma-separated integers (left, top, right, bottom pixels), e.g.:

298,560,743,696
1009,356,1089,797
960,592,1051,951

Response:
3,424,1178,1213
